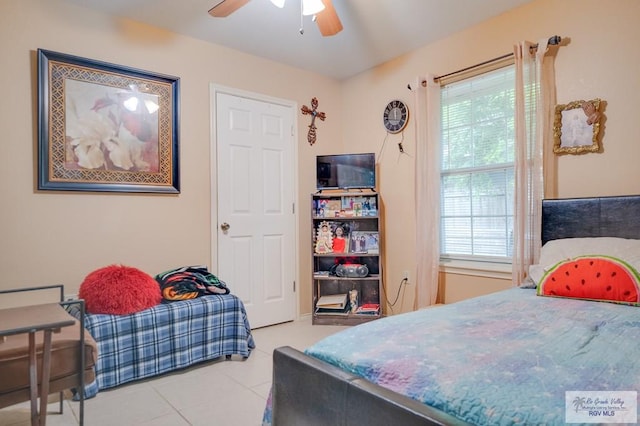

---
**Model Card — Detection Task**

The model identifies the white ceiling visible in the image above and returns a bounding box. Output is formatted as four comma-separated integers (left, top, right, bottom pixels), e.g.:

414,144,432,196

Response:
62,0,534,80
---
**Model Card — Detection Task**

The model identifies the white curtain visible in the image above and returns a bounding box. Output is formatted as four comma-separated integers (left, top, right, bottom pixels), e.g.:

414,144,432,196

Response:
414,75,441,308
512,39,557,285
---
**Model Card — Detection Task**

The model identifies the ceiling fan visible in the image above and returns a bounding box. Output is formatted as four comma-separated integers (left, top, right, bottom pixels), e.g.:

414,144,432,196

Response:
208,0,343,36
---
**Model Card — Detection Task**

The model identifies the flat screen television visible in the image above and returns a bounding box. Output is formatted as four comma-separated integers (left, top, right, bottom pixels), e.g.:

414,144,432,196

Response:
316,153,376,190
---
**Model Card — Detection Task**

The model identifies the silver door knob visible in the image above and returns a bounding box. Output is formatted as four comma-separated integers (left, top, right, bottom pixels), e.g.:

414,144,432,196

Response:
220,222,230,231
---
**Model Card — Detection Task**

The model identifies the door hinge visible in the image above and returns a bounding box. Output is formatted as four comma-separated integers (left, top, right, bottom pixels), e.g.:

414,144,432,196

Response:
292,203,295,214
293,281,296,292
291,125,294,136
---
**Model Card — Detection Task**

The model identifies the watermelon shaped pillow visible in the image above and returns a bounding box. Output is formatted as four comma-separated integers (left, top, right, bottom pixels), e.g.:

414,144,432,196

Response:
537,255,640,306
528,237,640,285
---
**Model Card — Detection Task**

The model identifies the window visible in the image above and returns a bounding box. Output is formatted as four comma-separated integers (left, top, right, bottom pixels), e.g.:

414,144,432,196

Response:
440,65,515,262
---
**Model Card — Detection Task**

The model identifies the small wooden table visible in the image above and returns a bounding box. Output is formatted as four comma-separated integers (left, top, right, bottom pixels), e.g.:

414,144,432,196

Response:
0,303,76,426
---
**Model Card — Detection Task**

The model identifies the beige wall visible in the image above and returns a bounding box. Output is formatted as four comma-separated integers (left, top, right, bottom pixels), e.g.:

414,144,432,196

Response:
0,0,343,313
341,0,640,309
1,0,639,315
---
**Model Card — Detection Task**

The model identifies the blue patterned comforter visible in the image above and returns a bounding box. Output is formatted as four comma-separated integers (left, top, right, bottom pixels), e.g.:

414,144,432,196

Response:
70,294,255,398
300,288,640,425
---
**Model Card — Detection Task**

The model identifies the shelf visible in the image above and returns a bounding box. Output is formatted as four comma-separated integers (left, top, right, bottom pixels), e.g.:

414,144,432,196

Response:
311,191,382,326
312,313,381,326
313,215,378,220
313,253,379,257
314,189,377,196
313,274,380,280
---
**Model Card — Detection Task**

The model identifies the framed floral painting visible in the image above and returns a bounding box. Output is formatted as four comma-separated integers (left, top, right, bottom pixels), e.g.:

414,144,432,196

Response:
37,49,180,193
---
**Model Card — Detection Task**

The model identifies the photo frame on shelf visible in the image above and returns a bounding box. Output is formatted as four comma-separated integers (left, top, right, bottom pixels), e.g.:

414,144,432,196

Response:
332,223,349,254
349,231,379,254
553,98,603,155
314,221,351,254
37,49,180,193
341,195,378,217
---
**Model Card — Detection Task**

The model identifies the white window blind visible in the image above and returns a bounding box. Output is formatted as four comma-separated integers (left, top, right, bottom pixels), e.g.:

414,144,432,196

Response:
440,65,515,261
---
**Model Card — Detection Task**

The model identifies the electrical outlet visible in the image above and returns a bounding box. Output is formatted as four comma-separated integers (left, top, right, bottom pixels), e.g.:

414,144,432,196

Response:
402,270,410,283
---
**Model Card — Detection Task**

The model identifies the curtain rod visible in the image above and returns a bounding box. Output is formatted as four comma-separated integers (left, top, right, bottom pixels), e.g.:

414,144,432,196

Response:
413,35,562,88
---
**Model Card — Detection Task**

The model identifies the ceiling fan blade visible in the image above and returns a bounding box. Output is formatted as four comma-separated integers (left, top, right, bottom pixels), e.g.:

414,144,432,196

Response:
315,0,343,36
208,0,251,17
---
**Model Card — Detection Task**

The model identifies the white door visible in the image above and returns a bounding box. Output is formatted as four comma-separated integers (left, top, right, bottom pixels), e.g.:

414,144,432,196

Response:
214,89,296,329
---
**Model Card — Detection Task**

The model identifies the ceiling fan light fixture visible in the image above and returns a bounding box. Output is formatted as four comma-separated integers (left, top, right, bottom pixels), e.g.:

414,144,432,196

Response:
270,0,285,8
302,0,325,16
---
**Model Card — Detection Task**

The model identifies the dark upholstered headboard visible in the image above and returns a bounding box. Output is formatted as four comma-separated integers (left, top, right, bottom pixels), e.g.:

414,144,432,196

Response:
542,195,640,246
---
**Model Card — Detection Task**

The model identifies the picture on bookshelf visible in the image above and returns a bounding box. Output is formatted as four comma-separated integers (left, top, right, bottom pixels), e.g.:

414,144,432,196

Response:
341,196,378,217
315,199,342,217
332,224,349,253
349,231,379,254
314,221,353,254
314,221,334,254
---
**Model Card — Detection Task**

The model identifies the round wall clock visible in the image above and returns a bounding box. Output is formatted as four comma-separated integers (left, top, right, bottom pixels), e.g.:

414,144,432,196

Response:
383,100,409,134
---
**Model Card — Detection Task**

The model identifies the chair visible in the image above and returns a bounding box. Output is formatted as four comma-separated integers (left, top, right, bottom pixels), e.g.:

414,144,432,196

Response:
0,285,98,425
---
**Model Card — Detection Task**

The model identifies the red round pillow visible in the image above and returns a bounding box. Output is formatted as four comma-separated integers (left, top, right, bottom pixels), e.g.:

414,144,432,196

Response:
79,264,162,315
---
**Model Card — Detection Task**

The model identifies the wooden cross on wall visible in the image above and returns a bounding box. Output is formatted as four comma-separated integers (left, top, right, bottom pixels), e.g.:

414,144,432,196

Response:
301,97,325,146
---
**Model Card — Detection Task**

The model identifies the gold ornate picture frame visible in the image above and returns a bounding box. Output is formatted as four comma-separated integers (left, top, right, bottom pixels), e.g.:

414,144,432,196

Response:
37,49,180,193
553,98,603,155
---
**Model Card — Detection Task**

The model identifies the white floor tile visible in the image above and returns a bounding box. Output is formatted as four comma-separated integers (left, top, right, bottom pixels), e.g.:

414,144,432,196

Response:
180,385,266,426
153,368,245,411
81,385,177,425
137,412,191,426
250,381,273,400
221,352,273,389
252,316,349,353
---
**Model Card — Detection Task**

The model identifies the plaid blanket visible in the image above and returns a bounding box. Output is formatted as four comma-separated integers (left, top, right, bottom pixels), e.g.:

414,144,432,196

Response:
69,294,255,398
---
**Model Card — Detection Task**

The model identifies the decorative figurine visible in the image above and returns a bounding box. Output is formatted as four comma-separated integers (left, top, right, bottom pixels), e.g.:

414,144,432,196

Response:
314,221,333,254
349,289,358,313
581,100,602,125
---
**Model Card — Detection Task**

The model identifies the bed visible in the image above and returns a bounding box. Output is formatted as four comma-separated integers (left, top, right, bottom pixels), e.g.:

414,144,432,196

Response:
265,195,640,425
69,293,255,398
